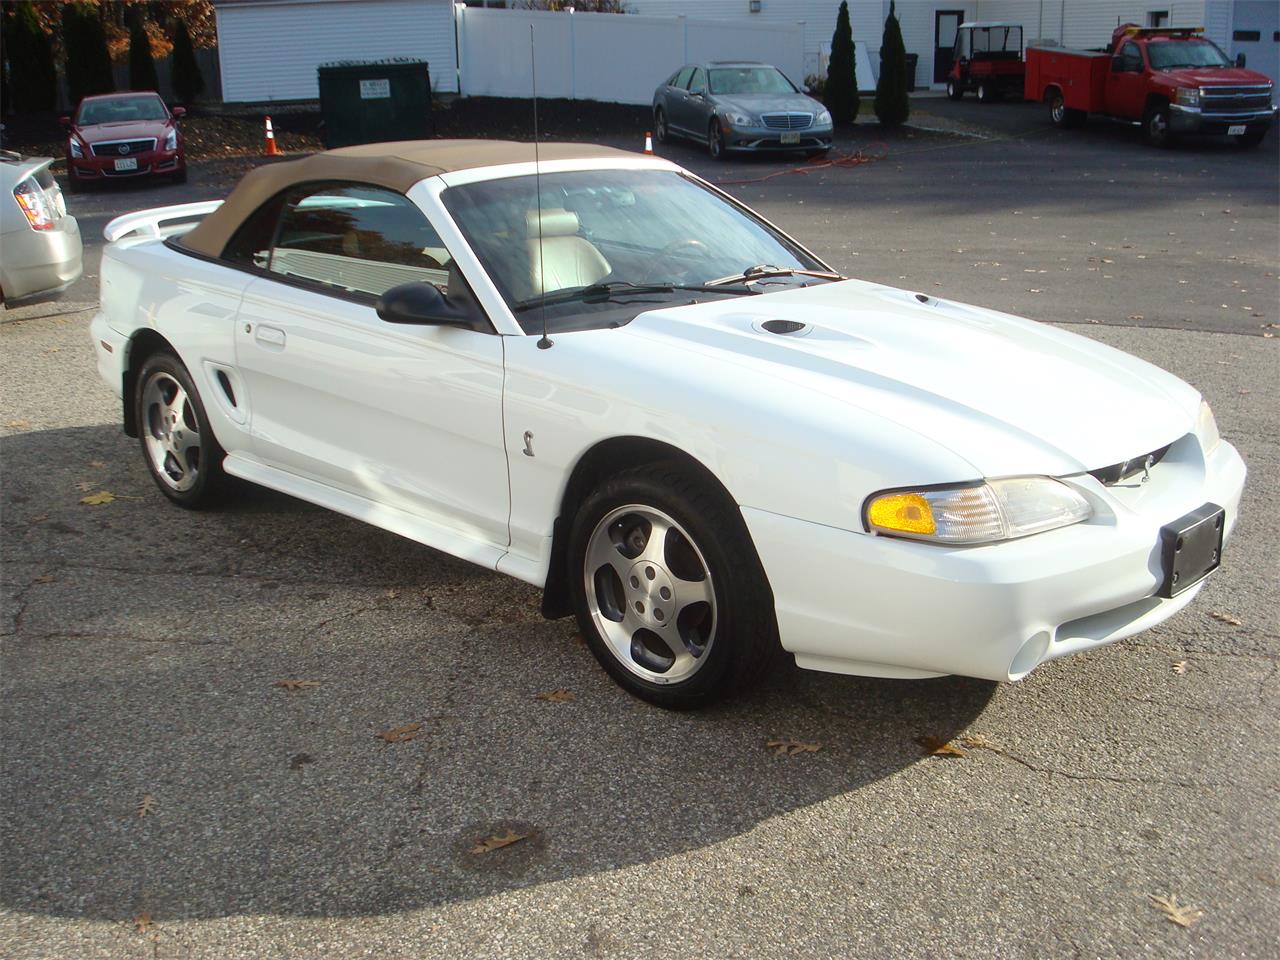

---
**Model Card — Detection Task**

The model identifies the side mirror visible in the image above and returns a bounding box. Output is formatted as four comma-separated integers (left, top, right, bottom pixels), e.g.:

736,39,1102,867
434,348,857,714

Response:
375,281,479,329
1235,52,1246,68
172,106,186,119
689,88,704,98
59,115,71,127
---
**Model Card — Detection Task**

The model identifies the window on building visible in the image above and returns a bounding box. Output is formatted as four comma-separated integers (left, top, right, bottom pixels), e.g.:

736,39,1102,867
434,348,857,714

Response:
1232,30,1261,42
1147,11,1169,28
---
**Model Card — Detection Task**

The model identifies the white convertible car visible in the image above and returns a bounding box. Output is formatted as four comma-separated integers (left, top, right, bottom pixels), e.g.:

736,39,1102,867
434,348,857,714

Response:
91,140,1245,708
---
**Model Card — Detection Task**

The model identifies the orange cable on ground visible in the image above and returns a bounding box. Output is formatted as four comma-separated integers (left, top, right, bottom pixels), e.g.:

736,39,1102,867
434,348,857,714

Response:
713,144,889,186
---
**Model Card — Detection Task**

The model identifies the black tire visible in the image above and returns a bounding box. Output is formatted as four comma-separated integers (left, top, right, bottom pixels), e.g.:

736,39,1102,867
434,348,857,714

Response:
134,349,225,508
1236,125,1268,148
977,82,991,103
66,174,83,194
805,146,831,159
708,118,727,161
568,461,780,709
1142,101,1174,148
946,78,963,101
172,166,188,184
654,107,668,144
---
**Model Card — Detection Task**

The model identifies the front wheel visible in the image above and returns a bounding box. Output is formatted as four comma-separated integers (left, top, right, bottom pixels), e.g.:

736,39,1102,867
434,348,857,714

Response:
1142,102,1174,148
568,462,779,709
135,350,225,508
946,78,963,101
1236,125,1268,148
708,119,727,161
977,82,991,103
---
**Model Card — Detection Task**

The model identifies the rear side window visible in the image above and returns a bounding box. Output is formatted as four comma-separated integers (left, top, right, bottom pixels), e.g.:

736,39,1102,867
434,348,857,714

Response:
222,194,285,269
673,65,695,89
267,183,451,299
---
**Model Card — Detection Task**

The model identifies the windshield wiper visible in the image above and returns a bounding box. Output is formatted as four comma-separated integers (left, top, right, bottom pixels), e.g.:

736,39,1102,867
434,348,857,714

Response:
513,280,755,311
705,264,846,287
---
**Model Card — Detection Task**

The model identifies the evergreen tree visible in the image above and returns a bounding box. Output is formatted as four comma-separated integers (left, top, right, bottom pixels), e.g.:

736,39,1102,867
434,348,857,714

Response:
824,1,858,126
2,2,58,113
171,18,205,104
874,0,910,127
63,3,115,107
127,19,159,92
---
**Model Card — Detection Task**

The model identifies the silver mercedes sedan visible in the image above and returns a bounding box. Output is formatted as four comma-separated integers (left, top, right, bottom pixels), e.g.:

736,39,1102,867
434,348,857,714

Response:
652,61,833,160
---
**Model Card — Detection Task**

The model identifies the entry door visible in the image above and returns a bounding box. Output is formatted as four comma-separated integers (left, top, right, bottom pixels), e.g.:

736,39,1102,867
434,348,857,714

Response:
935,10,965,83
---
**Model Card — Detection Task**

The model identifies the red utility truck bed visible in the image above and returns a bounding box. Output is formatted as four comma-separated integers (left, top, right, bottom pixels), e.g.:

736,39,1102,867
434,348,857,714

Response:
1024,46,1110,112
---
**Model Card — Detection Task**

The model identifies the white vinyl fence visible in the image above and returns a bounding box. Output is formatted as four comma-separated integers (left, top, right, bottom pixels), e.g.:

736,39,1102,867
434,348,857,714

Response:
457,8,807,106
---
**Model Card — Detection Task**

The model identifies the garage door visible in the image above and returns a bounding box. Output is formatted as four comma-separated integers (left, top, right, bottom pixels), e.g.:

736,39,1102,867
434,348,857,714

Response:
1230,1,1278,83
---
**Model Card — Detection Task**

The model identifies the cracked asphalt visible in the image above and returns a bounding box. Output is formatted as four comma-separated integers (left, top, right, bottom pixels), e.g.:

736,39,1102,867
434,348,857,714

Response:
2,99,1278,958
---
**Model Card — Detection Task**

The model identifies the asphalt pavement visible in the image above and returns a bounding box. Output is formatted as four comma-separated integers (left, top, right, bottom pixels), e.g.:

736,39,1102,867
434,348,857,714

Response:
2,100,1278,959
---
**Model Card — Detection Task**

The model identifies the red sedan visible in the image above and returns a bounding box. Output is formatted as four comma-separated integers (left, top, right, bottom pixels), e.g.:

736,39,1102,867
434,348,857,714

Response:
62,91,186,190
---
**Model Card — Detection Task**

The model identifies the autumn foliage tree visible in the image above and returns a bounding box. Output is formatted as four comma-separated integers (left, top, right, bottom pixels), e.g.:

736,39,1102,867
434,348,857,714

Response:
874,0,910,127
127,18,159,91
1,2,58,113
63,3,116,106
825,1,859,125
170,18,205,103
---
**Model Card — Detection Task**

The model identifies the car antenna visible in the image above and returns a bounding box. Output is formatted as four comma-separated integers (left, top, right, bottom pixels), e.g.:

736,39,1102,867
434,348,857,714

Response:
531,24,552,350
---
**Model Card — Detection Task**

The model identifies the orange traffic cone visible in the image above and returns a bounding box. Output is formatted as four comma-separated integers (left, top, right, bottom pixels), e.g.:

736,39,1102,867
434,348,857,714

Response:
643,131,654,155
264,116,281,156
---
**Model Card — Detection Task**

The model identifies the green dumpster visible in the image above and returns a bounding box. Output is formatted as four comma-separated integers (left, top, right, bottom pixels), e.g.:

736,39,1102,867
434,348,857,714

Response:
317,59,434,148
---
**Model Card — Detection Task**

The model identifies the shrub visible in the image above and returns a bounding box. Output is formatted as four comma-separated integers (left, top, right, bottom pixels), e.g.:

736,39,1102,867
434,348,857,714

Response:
874,0,910,127
825,0,858,126
1,2,58,113
127,18,159,92
171,18,205,104
63,3,115,107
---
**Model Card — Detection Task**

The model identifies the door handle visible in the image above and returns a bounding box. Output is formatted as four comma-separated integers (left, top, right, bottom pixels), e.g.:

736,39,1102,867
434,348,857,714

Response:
255,325,286,347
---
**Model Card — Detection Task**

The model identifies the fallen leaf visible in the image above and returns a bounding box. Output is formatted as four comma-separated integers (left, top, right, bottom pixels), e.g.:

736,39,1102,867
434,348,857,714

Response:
1210,612,1242,626
30,514,49,523
90,460,107,468
383,588,400,600
33,574,56,584
1172,660,1188,675
80,491,116,506
75,480,96,492
5,419,31,428
272,679,320,692
535,689,575,703
1149,893,1203,928
766,738,821,756
375,721,422,744
136,794,156,818
469,828,528,854
1127,314,1145,321
915,735,968,757
957,733,998,751
133,912,153,934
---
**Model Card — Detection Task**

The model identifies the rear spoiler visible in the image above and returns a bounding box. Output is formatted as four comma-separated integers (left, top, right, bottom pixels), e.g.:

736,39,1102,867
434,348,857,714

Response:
104,199,224,243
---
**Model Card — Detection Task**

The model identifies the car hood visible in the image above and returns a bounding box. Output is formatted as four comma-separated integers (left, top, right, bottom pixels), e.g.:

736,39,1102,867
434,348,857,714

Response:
1158,66,1274,87
713,93,824,117
619,280,1200,478
76,120,170,143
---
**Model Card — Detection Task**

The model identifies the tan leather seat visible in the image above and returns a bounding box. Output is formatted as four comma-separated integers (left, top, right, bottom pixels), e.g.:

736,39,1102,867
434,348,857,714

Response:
526,208,610,295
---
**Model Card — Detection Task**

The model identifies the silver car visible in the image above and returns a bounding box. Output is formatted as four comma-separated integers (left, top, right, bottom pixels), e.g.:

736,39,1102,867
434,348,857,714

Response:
652,61,833,160
1,151,82,306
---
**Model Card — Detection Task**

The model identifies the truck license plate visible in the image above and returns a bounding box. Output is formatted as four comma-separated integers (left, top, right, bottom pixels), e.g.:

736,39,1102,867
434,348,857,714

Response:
1157,503,1225,598
114,157,138,171
1227,125,1247,136
781,131,801,144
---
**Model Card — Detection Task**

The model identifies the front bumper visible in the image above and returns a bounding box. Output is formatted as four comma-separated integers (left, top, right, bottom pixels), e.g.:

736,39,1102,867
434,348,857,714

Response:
1169,102,1276,134
723,121,833,152
69,148,184,181
743,433,1246,682
90,310,129,400
0,215,82,303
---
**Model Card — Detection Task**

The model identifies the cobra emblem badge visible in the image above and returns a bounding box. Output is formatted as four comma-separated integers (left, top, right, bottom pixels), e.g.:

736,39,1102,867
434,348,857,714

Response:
522,431,535,457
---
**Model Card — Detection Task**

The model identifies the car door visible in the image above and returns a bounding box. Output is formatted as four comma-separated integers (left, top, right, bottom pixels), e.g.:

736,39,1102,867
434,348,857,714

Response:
684,67,712,139
1106,41,1148,119
230,181,510,551
664,65,696,136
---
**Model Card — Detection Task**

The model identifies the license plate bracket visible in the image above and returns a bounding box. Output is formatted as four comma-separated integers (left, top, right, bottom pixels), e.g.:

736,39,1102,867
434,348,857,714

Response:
780,131,801,145
1158,502,1224,598
1227,124,1247,136
114,157,138,171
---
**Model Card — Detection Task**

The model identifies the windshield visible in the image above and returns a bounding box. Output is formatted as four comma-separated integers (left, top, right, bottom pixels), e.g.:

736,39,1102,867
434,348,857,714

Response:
77,96,168,125
442,169,827,334
708,67,797,96
1146,38,1232,70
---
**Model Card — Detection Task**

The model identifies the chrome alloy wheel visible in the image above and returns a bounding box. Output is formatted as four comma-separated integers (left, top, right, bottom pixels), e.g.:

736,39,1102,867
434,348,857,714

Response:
1051,95,1065,125
583,504,717,684
141,370,203,492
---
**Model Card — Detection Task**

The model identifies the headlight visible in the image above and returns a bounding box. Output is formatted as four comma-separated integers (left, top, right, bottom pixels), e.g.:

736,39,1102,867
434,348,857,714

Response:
1175,87,1200,107
1197,400,1220,454
864,477,1092,544
816,109,832,126
164,128,177,151
726,112,754,127
69,137,83,158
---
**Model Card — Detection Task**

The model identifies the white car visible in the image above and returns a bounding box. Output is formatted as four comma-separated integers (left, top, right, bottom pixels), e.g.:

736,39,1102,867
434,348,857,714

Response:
90,140,1245,708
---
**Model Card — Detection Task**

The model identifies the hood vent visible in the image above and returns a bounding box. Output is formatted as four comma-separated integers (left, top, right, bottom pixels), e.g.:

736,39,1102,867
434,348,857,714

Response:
759,318,811,336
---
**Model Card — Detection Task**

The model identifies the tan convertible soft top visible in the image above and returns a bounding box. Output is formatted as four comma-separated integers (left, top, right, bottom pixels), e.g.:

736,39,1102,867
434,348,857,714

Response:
179,139,640,258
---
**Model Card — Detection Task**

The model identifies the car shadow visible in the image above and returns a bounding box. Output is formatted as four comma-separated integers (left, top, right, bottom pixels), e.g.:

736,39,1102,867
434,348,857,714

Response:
1,424,996,921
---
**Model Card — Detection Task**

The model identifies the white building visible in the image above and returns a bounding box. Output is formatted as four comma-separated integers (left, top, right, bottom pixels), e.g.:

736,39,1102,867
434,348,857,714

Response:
629,1,1278,87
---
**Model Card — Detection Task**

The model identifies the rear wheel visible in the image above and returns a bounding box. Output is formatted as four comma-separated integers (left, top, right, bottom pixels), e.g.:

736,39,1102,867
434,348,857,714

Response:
568,462,779,709
1236,125,1268,148
977,82,991,103
1142,102,1174,147
708,119,727,161
946,78,963,100
135,350,225,508
1049,91,1082,128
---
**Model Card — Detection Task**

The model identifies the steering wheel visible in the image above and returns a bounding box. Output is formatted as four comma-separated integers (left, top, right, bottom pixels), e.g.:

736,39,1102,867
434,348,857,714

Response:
643,238,710,283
